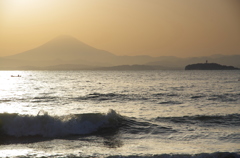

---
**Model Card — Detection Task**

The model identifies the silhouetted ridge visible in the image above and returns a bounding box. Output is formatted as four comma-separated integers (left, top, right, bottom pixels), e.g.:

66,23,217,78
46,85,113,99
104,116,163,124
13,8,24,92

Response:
44,35,93,50
6,35,115,61
1,37,240,70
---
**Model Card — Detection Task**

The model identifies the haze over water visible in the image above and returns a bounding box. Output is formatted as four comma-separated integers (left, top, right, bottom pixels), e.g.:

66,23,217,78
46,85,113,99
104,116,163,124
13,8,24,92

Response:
0,70,239,157
1,0,240,157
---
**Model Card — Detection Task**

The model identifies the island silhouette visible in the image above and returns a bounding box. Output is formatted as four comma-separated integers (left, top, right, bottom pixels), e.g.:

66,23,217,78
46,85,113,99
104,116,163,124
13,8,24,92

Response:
185,61,239,70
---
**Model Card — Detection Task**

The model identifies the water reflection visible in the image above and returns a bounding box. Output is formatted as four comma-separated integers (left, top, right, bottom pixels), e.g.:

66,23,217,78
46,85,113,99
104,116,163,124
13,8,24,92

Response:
96,127,123,148
0,126,124,149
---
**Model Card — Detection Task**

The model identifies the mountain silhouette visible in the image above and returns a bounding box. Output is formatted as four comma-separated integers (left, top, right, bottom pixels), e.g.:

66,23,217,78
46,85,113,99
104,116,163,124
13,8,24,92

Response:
3,35,161,68
7,35,116,62
1,35,239,70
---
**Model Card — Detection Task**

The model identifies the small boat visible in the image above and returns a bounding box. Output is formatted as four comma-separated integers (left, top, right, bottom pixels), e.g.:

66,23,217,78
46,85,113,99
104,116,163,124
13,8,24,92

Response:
11,75,21,77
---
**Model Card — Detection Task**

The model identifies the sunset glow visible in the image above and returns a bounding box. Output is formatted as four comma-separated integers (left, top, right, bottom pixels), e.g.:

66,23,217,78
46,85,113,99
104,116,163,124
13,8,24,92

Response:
1,0,240,57
0,1,239,157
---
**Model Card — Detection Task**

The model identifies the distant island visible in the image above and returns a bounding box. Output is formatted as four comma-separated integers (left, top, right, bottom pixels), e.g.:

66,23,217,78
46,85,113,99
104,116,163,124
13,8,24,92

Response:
185,61,239,70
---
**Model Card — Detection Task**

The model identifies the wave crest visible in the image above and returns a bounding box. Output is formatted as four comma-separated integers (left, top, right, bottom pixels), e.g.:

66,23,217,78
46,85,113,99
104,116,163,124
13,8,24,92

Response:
0,109,122,137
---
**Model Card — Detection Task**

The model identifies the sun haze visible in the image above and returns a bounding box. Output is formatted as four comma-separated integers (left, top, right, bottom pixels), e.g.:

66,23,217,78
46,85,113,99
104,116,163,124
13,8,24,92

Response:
0,0,240,57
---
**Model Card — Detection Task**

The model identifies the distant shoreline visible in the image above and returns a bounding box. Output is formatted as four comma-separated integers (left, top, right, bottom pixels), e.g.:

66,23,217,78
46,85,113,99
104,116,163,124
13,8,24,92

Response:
1,63,240,71
0,64,181,71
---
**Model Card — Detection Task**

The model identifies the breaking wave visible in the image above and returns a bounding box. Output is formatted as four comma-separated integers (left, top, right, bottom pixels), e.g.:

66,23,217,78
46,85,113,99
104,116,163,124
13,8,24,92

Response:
0,110,178,139
0,109,123,137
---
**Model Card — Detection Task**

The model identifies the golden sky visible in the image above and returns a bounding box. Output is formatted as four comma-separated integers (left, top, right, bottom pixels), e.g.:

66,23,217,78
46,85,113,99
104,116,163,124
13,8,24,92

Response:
0,0,240,57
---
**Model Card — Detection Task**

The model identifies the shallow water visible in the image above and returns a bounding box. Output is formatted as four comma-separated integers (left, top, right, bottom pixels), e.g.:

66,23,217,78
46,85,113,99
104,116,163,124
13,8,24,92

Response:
0,70,240,157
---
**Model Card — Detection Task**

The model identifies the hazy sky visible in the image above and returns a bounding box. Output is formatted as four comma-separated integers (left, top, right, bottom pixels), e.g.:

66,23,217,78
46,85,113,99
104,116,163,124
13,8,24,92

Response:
0,0,240,57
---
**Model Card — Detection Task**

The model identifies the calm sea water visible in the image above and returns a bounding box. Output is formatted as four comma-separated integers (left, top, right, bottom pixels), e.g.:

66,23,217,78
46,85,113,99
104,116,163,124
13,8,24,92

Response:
0,70,240,158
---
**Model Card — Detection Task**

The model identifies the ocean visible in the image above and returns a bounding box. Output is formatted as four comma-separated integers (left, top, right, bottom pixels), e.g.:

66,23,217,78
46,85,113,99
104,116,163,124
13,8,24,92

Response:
0,70,239,158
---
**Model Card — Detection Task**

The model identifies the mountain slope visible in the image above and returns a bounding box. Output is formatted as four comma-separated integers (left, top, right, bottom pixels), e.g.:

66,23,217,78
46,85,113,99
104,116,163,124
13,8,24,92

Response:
2,35,161,67
6,35,116,62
